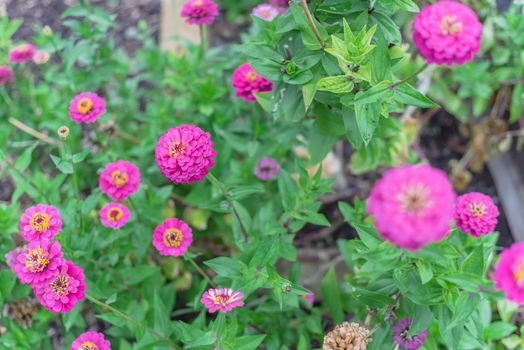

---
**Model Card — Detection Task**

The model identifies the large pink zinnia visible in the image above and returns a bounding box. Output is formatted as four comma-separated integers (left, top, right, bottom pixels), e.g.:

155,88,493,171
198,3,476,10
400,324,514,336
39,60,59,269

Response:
152,218,193,256
13,240,63,285
232,63,273,103
69,92,106,124
494,243,524,304
454,192,499,237
99,160,141,201
20,204,63,242
413,1,482,66
367,164,456,251
100,202,130,229
201,288,244,313
9,44,36,64
252,4,280,21
180,0,219,25
0,66,14,84
155,125,217,185
34,260,86,313
70,331,111,350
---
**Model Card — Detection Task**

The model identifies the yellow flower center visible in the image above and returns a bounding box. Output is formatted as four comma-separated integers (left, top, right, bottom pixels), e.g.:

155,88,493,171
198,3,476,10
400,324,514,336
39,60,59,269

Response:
440,15,463,35
515,261,524,287
397,183,432,215
168,141,186,159
50,274,70,296
24,248,50,273
469,202,486,219
107,207,124,222
245,71,258,82
30,212,50,233
193,0,203,7
163,228,183,247
77,97,94,114
111,170,128,187
79,341,98,350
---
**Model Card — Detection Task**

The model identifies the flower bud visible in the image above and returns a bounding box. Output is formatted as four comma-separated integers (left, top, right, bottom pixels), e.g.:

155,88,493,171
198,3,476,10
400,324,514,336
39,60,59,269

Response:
33,51,50,65
57,126,69,140
42,26,53,36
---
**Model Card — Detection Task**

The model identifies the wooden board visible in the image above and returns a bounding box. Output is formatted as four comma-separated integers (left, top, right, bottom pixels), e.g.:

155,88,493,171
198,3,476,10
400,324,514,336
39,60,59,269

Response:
160,0,201,54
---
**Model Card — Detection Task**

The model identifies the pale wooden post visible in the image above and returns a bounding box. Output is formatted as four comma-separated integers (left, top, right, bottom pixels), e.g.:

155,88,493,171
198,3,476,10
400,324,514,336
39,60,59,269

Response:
160,0,201,55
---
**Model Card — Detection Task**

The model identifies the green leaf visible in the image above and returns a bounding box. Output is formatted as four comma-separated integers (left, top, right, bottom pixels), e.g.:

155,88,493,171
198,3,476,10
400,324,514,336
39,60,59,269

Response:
278,170,297,211
72,149,91,163
254,92,272,113
154,292,171,337
14,143,38,171
317,75,354,94
394,0,420,12
341,109,363,149
50,154,73,174
353,81,391,105
371,11,401,45
355,102,380,145
320,267,344,324
416,260,434,284
289,3,329,50
369,34,390,84
205,257,245,278
461,244,484,275
233,335,266,350
393,83,439,108
484,321,516,341
409,305,433,336
308,126,338,163
510,84,523,123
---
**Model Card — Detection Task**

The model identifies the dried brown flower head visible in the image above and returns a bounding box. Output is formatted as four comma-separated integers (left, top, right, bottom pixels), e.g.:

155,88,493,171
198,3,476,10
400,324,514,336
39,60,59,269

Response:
323,322,371,350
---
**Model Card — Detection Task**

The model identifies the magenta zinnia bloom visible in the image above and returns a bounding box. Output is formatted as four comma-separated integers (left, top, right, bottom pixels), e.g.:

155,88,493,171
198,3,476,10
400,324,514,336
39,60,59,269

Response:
180,0,219,25
70,331,111,350
455,192,499,237
494,243,524,304
99,160,141,201
13,240,63,285
9,44,36,64
20,204,63,242
252,4,279,21
5,246,25,271
201,288,244,313
393,318,429,350
232,63,273,103
34,260,86,313
255,158,280,180
367,164,456,251
413,1,482,66
100,202,130,229
155,125,217,185
69,92,106,124
0,66,14,84
152,218,193,256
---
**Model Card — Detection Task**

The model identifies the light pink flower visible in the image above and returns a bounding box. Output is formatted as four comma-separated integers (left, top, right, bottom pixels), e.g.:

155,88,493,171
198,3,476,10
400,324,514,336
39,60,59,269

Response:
20,204,63,242
494,243,524,304
270,0,289,12
5,246,25,271
13,240,63,285
455,192,499,237
252,4,279,21
393,318,429,350
201,288,244,313
34,260,86,313
255,158,280,180
9,44,36,64
69,92,106,124
152,218,193,256
180,0,219,25
100,202,130,229
0,66,14,84
413,1,482,66
155,125,217,185
367,164,456,251
232,63,272,103
99,160,141,201
33,51,50,65
70,331,111,350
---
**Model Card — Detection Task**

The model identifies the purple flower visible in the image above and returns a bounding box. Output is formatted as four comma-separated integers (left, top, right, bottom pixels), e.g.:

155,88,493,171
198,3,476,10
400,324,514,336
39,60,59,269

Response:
393,318,429,350
255,158,280,180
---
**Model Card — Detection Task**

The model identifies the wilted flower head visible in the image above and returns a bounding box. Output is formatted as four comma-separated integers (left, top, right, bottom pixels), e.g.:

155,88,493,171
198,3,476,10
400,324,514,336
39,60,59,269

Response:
13,240,63,285
393,318,429,350
57,126,70,139
20,204,63,242
454,192,499,237
180,0,219,25
255,158,280,180
367,164,456,251
0,66,14,84
70,331,111,350
9,44,36,64
155,125,217,185
5,246,25,271
252,4,279,21
494,242,524,304
152,218,193,256
69,92,106,124
99,160,141,201
413,1,482,66
33,51,50,65
100,202,130,229
323,322,371,350
232,63,273,103
201,288,244,313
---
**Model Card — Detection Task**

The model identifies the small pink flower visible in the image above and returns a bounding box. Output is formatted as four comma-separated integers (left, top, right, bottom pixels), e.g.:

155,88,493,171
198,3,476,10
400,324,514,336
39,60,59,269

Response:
0,66,14,84
99,160,141,201
155,125,217,185
270,0,289,12
455,192,499,237
494,243,524,304
9,44,36,64
20,204,63,242
71,331,111,350
180,0,219,25
201,288,244,313
33,51,50,65
413,1,482,66
69,92,106,124
5,246,25,271
367,164,456,251
302,292,314,304
393,318,429,350
100,202,130,229
34,260,86,313
255,158,280,180
13,240,63,285
232,63,272,103
152,218,193,256
252,4,279,21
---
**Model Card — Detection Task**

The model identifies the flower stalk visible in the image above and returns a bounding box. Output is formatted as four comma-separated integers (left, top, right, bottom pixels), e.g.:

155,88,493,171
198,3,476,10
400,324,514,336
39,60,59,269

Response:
300,0,326,49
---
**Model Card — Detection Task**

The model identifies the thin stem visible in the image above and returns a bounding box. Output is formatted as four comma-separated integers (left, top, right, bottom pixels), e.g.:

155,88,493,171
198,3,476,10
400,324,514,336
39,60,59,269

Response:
2,155,52,203
187,256,217,288
8,117,60,146
300,0,325,49
86,294,182,350
199,25,205,58
390,63,429,89
64,138,84,232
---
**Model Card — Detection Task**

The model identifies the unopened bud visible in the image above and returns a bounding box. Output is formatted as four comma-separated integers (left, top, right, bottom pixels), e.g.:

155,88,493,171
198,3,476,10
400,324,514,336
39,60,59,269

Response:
42,26,53,36
57,126,69,139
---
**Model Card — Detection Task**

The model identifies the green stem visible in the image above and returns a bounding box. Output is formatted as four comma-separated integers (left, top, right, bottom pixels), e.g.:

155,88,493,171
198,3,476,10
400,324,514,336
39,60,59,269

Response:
3,156,52,203
300,0,325,49
63,139,84,232
187,256,217,288
199,25,205,58
390,63,429,89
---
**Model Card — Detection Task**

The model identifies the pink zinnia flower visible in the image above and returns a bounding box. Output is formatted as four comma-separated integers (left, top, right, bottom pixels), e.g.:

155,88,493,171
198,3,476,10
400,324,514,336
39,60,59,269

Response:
155,125,217,185
494,243,524,304
201,288,244,313
69,92,106,124
9,44,36,64
33,51,50,65
232,63,273,103
20,204,63,242
100,202,130,229
413,1,482,66
454,192,499,237
180,0,219,25
99,160,141,201
252,4,279,21
255,158,280,180
70,331,111,350
34,260,86,313
5,246,25,271
393,318,429,350
0,66,14,84
13,240,63,285
152,218,193,256
367,164,456,251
